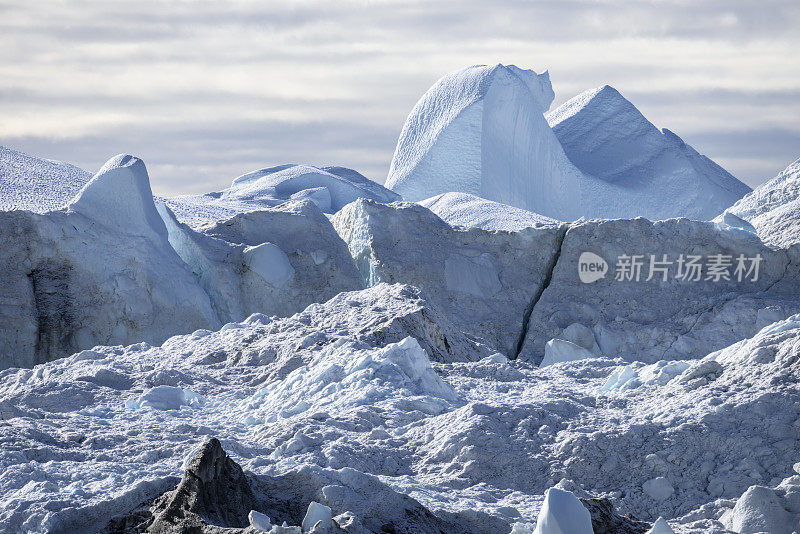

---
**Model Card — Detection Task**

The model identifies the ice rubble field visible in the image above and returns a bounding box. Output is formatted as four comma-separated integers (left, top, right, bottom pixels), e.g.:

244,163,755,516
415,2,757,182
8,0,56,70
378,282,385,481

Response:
3,61,800,533
2,285,800,533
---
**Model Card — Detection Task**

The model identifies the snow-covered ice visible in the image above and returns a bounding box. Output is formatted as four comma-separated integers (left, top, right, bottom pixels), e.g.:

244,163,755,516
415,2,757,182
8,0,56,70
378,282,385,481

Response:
540,339,597,367
420,192,558,231
385,64,749,221
727,157,800,248
164,164,400,228
547,85,751,221
0,145,90,213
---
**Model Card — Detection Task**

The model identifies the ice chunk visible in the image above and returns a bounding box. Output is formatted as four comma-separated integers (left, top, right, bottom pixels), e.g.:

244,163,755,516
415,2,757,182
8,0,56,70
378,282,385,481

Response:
645,517,675,534
244,242,295,288
125,385,204,411
164,163,400,226
249,510,273,532
599,365,638,392
388,65,748,221
716,210,757,234
723,485,794,534
548,85,750,220
642,477,674,501
532,488,593,534
302,501,332,533
540,339,597,367
386,64,590,221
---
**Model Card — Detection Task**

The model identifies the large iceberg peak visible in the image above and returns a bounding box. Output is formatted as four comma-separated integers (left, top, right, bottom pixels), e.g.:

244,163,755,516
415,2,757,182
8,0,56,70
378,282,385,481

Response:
68,154,167,239
502,63,555,111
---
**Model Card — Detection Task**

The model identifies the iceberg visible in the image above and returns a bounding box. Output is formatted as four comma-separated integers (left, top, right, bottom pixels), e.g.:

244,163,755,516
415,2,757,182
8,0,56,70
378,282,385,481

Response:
548,85,751,220
0,155,219,369
386,65,749,221
165,163,400,227
726,157,800,247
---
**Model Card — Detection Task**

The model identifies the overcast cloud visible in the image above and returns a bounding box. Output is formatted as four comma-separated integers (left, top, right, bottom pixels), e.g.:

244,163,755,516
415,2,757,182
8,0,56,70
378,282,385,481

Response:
1,0,798,195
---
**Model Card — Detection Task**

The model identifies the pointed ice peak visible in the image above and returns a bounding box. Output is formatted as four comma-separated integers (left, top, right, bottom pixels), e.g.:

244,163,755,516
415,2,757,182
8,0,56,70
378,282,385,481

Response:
546,84,645,129
68,154,167,239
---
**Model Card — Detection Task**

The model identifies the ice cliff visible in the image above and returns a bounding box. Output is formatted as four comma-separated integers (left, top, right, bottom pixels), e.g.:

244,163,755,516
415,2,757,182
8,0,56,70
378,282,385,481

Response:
0,155,219,369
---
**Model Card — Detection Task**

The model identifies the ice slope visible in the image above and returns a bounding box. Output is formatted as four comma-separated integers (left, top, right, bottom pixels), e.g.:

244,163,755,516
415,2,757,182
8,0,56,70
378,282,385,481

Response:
0,154,219,369
332,199,565,357
0,144,90,212
2,285,799,533
164,164,400,228
420,192,558,231
156,199,363,323
726,157,800,248
386,65,749,221
547,85,751,221
519,217,800,364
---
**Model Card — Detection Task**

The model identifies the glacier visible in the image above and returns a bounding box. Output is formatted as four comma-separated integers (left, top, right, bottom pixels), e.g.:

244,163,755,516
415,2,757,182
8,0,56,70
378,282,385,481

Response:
386,64,750,221
2,286,799,532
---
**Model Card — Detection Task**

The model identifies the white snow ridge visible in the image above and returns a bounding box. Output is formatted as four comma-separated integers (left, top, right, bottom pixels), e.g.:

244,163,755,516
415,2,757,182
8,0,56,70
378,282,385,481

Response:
1,65,799,533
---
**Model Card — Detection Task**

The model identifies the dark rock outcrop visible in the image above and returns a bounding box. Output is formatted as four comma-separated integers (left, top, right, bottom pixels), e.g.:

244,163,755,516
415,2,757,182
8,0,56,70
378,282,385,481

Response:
579,497,650,534
147,438,257,533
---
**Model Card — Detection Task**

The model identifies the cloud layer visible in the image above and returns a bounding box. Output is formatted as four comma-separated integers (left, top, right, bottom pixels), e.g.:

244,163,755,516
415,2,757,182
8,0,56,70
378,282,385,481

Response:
1,0,798,194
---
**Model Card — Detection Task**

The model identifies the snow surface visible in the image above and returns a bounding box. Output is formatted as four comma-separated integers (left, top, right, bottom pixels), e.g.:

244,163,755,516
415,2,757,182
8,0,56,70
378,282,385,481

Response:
164,164,400,228
420,192,558,231
386,65,749,221
0,145,90,213
547,85,750,220
3,285,800,533
727,157,800,248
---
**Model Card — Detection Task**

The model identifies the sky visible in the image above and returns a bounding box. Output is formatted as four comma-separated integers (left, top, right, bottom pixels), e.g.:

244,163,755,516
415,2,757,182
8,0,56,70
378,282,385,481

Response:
1,1,798,196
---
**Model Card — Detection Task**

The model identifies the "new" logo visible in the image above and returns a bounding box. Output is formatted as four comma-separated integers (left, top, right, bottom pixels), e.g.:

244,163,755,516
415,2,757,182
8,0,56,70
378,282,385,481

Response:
578,252,608,283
